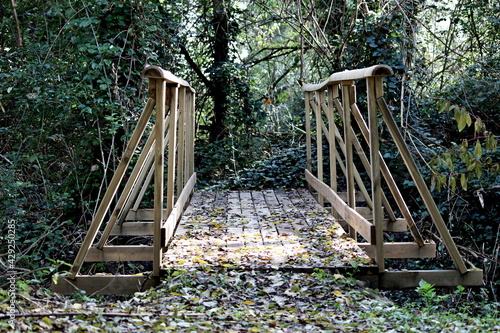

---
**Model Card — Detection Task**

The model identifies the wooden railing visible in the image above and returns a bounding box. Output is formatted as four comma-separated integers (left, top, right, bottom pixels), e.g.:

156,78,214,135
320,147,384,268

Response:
54,66,196,294
302,65,482,288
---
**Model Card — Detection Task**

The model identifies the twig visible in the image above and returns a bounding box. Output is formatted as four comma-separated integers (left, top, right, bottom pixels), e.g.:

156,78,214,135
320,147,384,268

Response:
9,0,22,47
0,312,154,319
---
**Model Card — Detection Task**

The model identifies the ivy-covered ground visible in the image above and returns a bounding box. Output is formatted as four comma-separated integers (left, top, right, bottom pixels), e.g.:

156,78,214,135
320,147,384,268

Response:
1,268,499,332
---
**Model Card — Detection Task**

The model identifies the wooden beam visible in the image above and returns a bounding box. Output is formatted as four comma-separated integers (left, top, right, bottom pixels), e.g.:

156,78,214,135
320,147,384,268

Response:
302,65,394,92
52,275,160,295
378,97,468,274
306,170,375,242
162,173,196,246
358,242,436,259
86,246,154,262
125,209,169,221
110,222,154,236
378,269,483,289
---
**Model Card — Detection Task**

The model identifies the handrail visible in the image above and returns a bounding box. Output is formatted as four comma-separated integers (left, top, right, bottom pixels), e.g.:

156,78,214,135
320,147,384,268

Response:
302,64,468,275
67,66,196,280
142,65,195,93
301,64,393,92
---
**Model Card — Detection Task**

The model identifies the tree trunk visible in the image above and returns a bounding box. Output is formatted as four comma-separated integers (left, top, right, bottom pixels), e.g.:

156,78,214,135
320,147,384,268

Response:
210,0,230,142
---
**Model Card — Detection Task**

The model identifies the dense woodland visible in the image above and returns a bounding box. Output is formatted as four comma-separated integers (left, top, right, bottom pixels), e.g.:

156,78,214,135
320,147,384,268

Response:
1,0,499,330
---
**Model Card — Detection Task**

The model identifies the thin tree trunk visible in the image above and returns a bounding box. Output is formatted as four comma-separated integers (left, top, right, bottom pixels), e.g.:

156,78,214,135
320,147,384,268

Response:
10,0,22,47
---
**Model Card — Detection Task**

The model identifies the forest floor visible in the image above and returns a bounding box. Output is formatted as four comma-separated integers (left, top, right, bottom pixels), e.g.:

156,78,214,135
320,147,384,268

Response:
1,268,499,332
1,190,499,332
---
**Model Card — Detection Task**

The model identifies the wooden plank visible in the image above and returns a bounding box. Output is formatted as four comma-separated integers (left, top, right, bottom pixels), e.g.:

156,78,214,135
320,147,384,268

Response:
52,275,160,295
302,65,394,92
142,65,194,92
379,269,483,289
336,192,367,202
378,97,468,274
86,246,154,262
125,209,169,221
358,242,436,258
110,222,154,236
162,173,196,245
306,170,374,242
339,209,408,232
381,218,407,232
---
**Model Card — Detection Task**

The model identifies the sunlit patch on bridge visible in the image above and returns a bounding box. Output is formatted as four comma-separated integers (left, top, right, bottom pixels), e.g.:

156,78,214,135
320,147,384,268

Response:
164,189,371,270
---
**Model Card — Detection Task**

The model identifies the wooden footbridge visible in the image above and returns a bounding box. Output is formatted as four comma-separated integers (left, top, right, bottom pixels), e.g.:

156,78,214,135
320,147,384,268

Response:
52,65,483,295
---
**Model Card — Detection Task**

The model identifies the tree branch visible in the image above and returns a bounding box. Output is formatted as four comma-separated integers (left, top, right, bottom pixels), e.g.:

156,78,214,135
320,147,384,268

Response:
179,42,212,91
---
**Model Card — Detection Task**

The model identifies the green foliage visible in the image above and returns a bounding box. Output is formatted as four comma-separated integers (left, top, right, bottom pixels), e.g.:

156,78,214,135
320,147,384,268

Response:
0,0,176,280
430,100,499,194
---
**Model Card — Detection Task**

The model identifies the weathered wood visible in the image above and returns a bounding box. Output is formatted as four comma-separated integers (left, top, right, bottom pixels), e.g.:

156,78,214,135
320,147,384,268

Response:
153,79,166,277
379,270,483,289
306,170,375,242
358,242,436,259
111,222,154,236
327,85,337,192
125,209,169,221
305,91,313,173
68,98,156,279
86,246,154,262
341,81,356,239
321,97,374,209
378,97,468,274
350,102,424,246
142,65,194,93
52,275,160,295
177,86,186,192
60,66,196,295
162,173,196,247
339,208,408,232
367,77,385,271
120,113,172,225
312,93,324,205
302,65,394,92
97,115,165,247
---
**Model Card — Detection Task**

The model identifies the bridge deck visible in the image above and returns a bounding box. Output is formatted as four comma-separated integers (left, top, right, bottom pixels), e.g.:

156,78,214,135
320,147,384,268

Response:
164,189,372,270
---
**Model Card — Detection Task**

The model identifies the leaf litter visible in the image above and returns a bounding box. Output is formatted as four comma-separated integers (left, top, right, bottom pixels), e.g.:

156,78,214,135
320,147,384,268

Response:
2,189,498,332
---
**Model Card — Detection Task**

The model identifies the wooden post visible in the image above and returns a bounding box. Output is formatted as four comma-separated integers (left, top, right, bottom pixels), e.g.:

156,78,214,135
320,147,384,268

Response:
342,81,356,238
177,87,186,193
367,77,384,272
166,85,179,216
313,92,324,205
153,79,166,277
305,92,312,173
327,86,337,193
